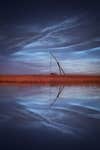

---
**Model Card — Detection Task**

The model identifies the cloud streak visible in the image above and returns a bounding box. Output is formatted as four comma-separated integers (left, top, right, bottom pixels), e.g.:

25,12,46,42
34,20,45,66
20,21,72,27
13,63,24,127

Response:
0,13,100,74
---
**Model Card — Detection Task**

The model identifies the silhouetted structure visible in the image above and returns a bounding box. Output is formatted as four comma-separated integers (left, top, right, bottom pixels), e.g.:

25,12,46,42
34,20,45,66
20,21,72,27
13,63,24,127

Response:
50,52,65,75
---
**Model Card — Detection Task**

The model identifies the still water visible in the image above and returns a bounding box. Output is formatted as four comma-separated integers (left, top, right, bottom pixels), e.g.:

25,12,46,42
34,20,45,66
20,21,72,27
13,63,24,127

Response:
0,85,100,149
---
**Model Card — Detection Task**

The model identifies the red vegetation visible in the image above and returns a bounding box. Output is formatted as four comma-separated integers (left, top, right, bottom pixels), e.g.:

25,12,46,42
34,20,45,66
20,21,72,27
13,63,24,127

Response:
0,74,100,85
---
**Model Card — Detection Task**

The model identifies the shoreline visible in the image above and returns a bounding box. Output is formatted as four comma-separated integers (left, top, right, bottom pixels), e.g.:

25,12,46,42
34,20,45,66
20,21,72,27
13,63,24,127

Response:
0,74,100,85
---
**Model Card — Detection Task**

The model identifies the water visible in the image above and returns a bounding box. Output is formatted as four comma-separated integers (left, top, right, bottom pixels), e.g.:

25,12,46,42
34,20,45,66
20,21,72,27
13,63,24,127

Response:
0,85,100,150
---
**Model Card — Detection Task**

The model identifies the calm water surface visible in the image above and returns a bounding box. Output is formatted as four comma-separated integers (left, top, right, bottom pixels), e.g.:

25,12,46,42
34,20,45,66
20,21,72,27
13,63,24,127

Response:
0,85,100,150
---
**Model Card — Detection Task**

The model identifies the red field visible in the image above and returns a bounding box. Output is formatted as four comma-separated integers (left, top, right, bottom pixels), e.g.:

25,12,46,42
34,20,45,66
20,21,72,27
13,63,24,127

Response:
0,74,100,85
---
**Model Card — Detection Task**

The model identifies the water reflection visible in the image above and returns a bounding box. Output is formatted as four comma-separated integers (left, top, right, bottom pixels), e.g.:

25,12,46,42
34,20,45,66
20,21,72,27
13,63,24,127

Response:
0,85,100,138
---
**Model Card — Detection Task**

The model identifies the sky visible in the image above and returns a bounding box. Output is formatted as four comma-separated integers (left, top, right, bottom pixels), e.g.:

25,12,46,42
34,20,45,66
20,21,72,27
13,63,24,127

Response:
0,0,100,74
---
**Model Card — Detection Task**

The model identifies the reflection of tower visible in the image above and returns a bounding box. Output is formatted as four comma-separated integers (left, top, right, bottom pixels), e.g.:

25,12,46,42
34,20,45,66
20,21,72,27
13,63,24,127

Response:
50,52,65,75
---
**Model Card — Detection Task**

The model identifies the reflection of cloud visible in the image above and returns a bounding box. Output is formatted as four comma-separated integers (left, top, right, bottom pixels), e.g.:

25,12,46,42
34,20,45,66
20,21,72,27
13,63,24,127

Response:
0,85,100,136
0,14,100,74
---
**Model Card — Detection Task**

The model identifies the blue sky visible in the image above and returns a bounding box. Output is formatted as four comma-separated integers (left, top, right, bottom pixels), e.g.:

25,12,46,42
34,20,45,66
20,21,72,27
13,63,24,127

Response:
0,13,100,74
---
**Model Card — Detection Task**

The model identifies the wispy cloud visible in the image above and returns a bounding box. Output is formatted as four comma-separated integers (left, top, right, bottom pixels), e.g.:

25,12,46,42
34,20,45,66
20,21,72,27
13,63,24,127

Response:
0,14,100,74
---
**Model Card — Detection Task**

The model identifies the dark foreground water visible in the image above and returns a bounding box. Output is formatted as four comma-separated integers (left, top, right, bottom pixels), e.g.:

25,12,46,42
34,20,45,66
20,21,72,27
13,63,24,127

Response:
0,85,100,150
